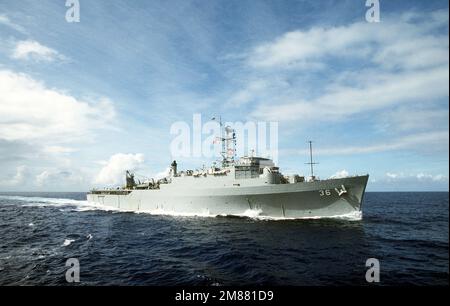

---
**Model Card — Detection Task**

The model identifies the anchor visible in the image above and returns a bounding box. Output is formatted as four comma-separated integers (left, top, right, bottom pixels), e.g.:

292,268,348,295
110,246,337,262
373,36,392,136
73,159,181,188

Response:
335,184,347,196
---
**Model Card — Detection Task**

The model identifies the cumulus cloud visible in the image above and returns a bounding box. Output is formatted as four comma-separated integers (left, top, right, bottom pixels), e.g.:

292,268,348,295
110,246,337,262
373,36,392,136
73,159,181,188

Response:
154,167,171,180
0,165,27,186
0,69,116,143
0,70,117,191
385,172,448,182
416,173,446,182
386,172,399,179
248,10,448,70
249,26,368,68
330,170,349,179
94,153,145,186
11,40,65,61
368,171,449,191
35,170,52,186
240,10,449,127
35,169,85,187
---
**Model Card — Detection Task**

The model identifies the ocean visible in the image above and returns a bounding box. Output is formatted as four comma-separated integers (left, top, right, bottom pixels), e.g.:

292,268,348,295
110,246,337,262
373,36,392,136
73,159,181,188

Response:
0,192,448,286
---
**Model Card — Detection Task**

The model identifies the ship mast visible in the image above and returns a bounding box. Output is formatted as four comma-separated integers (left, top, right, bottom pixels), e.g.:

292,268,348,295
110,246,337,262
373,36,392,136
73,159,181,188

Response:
219,116,225,163
224,125,236,166
305,140,318,180
212,116,236,168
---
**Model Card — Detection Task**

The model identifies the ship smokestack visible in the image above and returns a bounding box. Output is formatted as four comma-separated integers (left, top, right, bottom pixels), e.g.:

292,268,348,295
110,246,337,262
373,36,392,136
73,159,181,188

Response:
171,160,178,176
125,170,136,189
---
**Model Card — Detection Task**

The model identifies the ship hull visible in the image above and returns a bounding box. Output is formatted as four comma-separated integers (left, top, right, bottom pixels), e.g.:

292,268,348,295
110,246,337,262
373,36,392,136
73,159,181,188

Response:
87,175,369,219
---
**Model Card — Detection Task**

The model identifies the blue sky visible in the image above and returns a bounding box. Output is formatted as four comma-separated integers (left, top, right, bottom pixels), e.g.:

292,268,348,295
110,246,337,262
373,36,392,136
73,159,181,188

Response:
0,0,448,191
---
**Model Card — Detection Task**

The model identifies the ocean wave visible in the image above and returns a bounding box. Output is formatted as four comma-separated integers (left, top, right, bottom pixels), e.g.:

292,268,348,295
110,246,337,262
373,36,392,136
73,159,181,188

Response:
62,239,75,247
136,208,218,218
0,191,446,286
0,195,87,206
0,195,119,212
136,207,362,221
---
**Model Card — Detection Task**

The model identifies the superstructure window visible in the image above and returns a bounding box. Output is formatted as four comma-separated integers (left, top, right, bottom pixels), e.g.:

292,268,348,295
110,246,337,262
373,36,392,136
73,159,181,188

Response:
235,166,259,179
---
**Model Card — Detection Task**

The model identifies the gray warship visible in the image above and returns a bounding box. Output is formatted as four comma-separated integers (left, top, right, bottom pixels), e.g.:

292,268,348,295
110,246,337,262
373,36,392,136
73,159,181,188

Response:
87,124,369,219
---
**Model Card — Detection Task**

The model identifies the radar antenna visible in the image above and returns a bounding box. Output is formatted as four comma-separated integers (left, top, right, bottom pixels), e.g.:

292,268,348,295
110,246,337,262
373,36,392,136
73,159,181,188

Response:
212,116,236,167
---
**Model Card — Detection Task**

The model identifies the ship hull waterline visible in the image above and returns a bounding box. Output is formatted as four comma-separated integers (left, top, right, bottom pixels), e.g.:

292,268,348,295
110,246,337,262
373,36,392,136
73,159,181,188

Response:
87,175,369,219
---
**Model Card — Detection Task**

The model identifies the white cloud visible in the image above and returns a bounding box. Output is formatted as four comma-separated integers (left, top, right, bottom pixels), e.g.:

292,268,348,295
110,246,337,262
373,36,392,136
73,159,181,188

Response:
11,40,65,61
241,10,449,126
226,78,292,108
368,170,449,191
282,131,449,156
416,173,447,182
42,146,77,154
35,169,85,187
35,170,51,186
330,170,349,179
248,10,448,70
227,80,268,107
154,167,171,180
250,65,449,122
386,172,399,179
0,14,26,34
385,172,448,183
0,165,27,186
376,107,449,132
0,70,116,143
249,25,368,68
94,153,145,186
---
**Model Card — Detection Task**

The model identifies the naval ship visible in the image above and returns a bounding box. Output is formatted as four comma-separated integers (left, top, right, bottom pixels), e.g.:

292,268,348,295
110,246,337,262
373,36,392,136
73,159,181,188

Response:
87,123,369,219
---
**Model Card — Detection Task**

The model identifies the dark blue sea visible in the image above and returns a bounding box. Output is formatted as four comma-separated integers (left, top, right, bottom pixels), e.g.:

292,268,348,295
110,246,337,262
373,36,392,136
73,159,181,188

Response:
0,192,448,286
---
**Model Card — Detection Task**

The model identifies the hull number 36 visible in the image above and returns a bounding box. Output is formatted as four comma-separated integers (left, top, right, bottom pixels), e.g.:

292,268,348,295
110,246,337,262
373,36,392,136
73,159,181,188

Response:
319,185,348,197
319,189,332,196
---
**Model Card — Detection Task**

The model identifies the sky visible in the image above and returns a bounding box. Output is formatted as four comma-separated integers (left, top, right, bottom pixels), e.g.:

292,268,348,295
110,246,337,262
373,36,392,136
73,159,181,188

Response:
0,0,448,192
